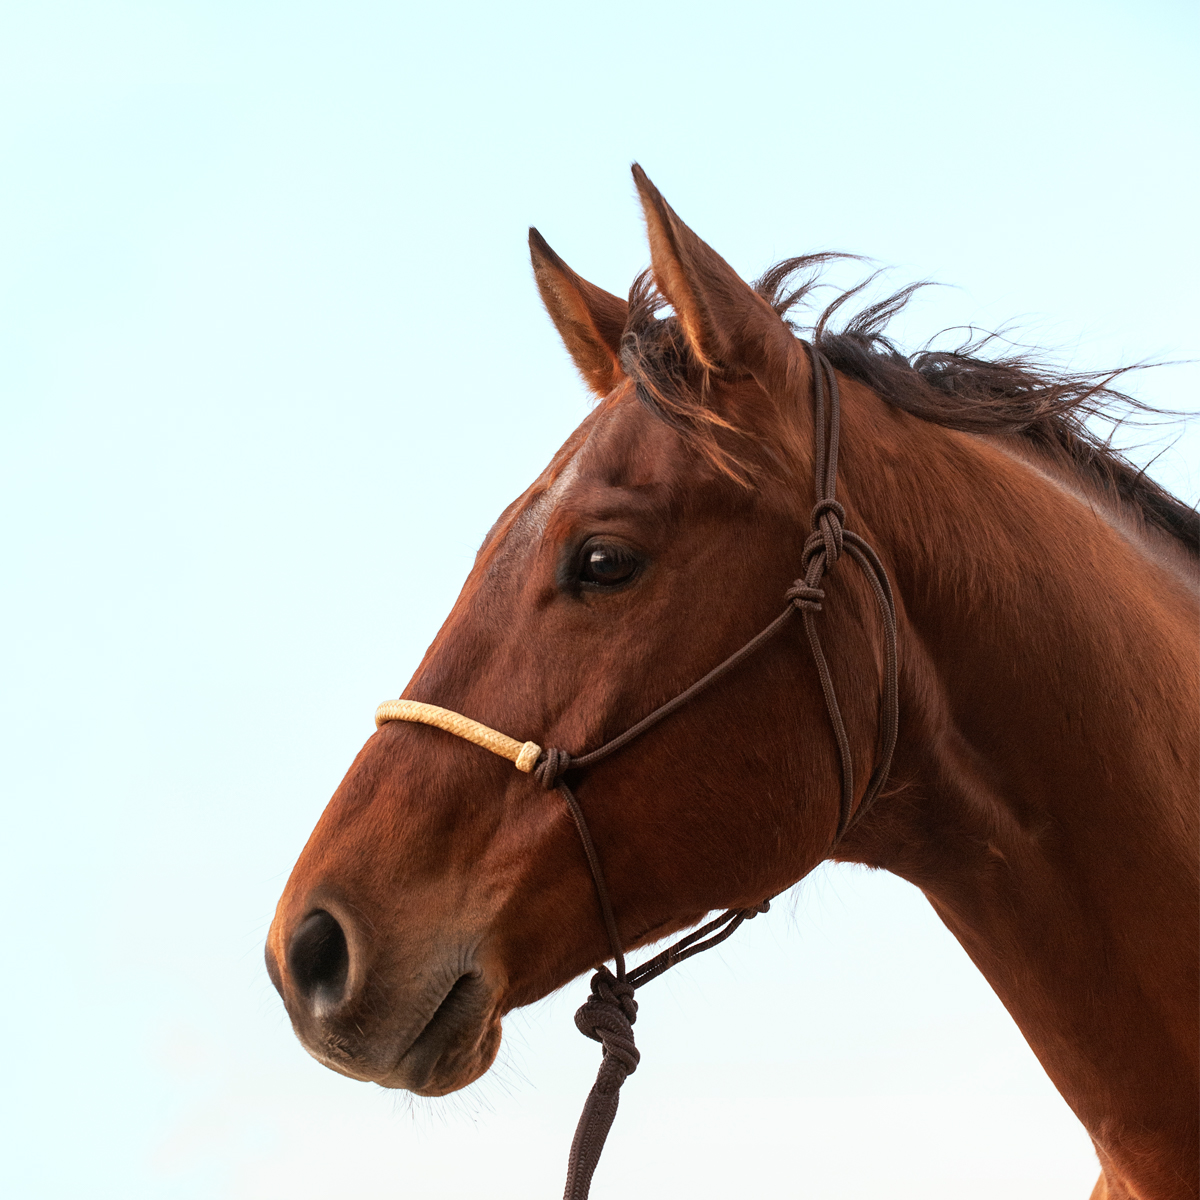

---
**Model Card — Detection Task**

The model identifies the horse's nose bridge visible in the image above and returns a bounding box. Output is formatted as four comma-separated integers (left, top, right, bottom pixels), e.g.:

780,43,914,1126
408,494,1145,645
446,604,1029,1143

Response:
263,746,403,1001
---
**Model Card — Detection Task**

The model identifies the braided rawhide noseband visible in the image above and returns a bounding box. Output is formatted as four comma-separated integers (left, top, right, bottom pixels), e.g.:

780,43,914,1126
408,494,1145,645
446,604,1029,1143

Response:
376,344,900,1199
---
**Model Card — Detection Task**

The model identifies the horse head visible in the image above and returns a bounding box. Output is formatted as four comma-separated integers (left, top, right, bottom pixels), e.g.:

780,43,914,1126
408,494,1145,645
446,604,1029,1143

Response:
265,167,892,1097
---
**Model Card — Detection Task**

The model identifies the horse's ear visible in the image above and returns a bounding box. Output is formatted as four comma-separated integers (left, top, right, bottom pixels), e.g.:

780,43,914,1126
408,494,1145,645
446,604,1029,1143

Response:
529,228,627,398
632,164,796,386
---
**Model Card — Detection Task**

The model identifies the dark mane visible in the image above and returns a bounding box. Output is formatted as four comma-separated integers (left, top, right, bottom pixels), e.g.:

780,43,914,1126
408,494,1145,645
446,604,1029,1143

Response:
619,257,1199,556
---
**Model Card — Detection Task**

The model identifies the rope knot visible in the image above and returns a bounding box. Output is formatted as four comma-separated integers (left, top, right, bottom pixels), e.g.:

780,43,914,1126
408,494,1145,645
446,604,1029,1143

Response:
808,497,845,567
574,967,640,1092
744,898,771,917
786,580,825,612
534,746,572,790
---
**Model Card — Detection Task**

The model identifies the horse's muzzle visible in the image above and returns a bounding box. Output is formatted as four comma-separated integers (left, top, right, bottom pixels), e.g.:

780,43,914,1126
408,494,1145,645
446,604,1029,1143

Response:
266,898,503,1096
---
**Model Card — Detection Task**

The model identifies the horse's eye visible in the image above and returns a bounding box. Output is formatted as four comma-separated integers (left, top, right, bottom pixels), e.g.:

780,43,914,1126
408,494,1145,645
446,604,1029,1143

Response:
579,541,640,587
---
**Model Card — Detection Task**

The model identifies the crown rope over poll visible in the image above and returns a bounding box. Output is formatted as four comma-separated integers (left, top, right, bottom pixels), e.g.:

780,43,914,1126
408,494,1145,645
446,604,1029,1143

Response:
375,346,900,1200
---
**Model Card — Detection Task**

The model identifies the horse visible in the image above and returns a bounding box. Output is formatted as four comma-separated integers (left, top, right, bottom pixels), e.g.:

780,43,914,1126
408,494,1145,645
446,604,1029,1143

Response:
265,165,1199,1200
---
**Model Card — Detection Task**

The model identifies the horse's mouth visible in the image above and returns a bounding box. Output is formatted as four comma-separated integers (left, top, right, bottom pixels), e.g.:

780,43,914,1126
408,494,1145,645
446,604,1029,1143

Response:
378,970,501,1096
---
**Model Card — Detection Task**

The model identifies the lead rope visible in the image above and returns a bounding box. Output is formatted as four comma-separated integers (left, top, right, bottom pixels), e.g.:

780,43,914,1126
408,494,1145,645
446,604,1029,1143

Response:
526,345,900,1200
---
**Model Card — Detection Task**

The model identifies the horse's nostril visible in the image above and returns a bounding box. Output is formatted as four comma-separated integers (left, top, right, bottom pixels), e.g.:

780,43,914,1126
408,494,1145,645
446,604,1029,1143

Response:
287,910,350,1007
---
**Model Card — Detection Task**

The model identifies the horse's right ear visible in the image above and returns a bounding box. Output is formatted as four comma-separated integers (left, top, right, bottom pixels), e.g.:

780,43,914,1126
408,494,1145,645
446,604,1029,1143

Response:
529,228,627,398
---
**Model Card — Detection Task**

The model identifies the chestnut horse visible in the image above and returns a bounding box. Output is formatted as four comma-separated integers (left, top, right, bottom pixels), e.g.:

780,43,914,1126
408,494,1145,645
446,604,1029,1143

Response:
266,167,1199,1199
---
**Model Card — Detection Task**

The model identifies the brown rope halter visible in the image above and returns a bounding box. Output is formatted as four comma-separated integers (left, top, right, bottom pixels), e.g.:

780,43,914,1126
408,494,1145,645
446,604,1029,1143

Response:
377,344,900,1200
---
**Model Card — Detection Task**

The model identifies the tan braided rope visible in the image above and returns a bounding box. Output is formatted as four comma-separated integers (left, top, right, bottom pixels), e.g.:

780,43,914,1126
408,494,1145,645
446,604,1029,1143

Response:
374,699,543,773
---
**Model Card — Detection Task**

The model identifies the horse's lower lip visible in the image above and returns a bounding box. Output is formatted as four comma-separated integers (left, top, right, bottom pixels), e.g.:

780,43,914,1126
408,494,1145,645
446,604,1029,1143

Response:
380,972,492,1094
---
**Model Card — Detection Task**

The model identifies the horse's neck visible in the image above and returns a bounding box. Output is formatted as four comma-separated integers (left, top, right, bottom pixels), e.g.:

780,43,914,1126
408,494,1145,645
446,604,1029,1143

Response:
833,387,1199,1189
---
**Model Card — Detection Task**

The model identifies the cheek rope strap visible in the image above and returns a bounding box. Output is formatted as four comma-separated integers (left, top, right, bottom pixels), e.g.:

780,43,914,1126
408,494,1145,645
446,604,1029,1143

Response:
375,345,899,1200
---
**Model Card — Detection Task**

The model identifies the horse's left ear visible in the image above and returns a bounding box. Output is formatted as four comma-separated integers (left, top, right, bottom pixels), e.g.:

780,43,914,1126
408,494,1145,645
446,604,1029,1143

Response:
632,164,798,388
529,228,628,398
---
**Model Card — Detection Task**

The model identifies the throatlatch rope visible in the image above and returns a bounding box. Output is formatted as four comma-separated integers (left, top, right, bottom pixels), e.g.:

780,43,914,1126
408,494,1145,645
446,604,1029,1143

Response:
375,345,900,1200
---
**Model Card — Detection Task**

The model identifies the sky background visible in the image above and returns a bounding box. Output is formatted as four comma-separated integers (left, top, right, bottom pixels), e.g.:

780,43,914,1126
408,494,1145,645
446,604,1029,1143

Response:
1,2,1196,1197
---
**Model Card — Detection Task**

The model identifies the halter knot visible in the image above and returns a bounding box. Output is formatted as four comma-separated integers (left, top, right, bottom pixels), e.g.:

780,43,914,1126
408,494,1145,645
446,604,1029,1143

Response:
574,967,640,1092
786,581,825,612
534,746,572,790
807,497,845,567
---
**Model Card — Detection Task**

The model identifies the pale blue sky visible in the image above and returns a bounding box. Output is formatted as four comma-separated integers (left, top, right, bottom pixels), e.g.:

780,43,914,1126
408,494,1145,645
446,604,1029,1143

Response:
2,2,1196,1197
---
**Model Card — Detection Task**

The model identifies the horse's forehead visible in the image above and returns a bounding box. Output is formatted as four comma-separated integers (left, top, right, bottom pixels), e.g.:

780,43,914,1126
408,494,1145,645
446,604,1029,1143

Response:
507,451,584,547
487,398,677,563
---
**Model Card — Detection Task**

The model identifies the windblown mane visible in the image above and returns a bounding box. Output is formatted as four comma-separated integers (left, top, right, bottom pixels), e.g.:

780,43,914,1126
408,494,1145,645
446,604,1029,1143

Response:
618,256,1199,555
